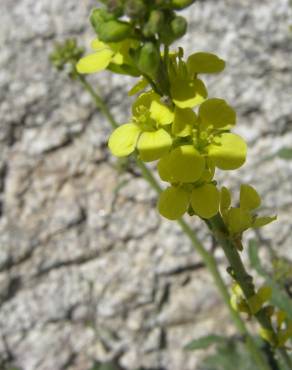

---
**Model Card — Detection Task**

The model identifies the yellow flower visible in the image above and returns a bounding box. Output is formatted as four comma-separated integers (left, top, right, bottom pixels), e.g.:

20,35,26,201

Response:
76,39,138,75
158,183,220,220
108,91,174,162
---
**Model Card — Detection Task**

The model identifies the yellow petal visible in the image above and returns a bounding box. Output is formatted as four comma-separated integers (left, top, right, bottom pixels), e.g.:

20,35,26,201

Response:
158,145,205,183
190,183,220,219
76,49,114,74
172,107,197,137
240,184,261,210
108,123,140,157
91,39,108,51
158,186,190,220
150,100,174,126
111,51,124,65
199,98,236,129
207,133,247,170
132,91,159,116
137,129,172,162
187,52,225,74
171,78,207,109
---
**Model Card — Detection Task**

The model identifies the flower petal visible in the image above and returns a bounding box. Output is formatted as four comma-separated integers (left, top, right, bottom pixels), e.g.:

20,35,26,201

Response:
190,183,220,219
199,98,236,129
108,123,140,157
132,91,160,116
111,51,124,65
171,78,207,109
172,107,197,137
91,39,108,51
207,133,247,170
158,145,205,183
76,49,114,74
240,184,261,210
158,186,190,220
137,129,172,162
187,52,225,74
150,100,174,126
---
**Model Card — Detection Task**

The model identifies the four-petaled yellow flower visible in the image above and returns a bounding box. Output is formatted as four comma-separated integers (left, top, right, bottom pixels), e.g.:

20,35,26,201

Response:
108,91,174,162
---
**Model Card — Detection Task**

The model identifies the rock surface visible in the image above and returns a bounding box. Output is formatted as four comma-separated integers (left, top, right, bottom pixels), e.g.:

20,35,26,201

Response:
0,0,291,369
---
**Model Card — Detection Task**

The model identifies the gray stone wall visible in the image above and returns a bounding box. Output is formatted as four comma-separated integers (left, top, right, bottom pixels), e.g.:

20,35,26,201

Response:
0,0,291,369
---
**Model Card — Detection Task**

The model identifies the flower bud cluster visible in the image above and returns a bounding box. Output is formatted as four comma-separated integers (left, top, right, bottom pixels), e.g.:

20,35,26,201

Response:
50,39,84,78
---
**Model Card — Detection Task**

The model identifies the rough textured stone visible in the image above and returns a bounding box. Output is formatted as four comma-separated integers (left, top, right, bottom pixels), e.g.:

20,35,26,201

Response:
0,0,291,369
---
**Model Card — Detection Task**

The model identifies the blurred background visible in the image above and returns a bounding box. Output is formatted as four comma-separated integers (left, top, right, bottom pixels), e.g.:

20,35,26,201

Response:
0,0,292,369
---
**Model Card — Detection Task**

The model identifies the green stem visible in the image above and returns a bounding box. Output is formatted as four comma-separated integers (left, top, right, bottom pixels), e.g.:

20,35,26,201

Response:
78,74,118,129
77,75,272,370
208,214,292,370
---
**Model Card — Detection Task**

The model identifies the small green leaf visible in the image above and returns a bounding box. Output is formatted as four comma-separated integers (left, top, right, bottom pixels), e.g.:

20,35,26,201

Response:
184,334,226,351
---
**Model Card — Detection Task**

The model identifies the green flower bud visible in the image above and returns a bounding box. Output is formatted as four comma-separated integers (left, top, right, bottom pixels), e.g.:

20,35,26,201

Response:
97,19,133,42
90,8,133,42
90,9,115,31
137,42,161,78
105,0,124,16
171,16,187,38
143,10,165,37
124,0,147,19
170,0,196,10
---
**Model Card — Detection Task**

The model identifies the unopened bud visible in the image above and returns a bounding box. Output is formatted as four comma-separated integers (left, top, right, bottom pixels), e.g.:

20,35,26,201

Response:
97,20,133,42
143,10,164,37
170,0,196,10
124,0,147,19
137,42,161,78
171,16,187,38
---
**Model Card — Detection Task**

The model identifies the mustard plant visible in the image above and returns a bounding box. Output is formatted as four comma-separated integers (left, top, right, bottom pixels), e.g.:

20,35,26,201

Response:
51,1,292,368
